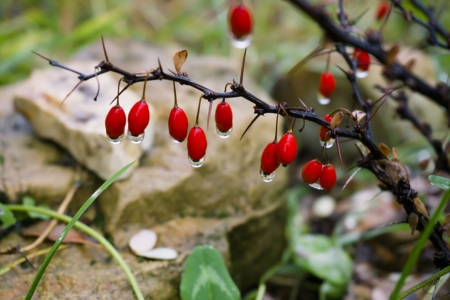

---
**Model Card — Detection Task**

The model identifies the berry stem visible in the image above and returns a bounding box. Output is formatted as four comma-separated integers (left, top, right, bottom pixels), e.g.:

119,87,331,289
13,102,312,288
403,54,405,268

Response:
222,82,233,104
195,94,204,126
141,73,149,100
239,48,248,86
325,50,331,72
116,77,124,107
172,81,178,108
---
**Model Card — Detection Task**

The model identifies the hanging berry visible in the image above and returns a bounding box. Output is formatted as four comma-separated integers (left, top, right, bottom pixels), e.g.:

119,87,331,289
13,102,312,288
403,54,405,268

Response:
353,48,371,78
187,125,207,167
260,142,280,182
215,101,233,138
228,3,253,48
277,131,298,167
319,114,332,144
168,107,189,143
320,164,337,191
128,100,150,143
105,105,126,144
376,1,389,21
318,72,336,99
302,159,323,184
128,74,151,144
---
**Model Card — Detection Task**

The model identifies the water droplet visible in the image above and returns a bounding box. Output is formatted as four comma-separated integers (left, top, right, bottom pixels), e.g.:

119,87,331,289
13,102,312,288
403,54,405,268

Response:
216,127,233,139
317,92,331,105
308,181,323,190
355,70,368,78
260,169,275,182
127,131,145,144
229,33,253,49
319,138,335,148
107,133,125,144
170,136,183,144
188,156,205,168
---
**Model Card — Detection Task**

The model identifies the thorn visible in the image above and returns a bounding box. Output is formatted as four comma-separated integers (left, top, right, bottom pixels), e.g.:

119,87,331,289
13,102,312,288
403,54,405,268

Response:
240,114,261,141
61,80,83,104
101,35,109,62
342,167,362,191
335,135,344,170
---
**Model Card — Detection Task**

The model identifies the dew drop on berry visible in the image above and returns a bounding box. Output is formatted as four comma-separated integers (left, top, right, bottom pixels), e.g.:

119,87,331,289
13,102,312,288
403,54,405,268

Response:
127,131,145,144
319,137,335,148
188,156,205,168
108,133,125,144
317,92,331,105
216,127,233,139
355,70,368,79
229,34,253,49
260,169,275,182
309,181,324,190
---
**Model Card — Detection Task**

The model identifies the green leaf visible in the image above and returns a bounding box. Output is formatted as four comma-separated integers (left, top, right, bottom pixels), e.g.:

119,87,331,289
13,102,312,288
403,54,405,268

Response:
180,245,240,300
292,234,352,288
429,175,450,191
0,203,17,229
22,196,50,220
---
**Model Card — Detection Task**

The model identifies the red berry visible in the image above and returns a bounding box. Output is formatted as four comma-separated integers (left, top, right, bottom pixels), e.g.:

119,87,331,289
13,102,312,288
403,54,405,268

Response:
376,1,388,21
105,105,126,140
168,107,189,143
319,114,333,142
128,100,150,136
302,159,323,184
277,132,298,166
354,48,370,71
215,101,233,134
228,4,253,39
260,142,280,175
187,126,207,162
318,72,336,98
320,164,337,191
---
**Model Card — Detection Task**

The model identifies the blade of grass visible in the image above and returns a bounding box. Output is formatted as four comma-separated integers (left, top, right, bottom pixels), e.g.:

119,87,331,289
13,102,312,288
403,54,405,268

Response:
399,265,450,299
390,188,450,300
6,161,144,300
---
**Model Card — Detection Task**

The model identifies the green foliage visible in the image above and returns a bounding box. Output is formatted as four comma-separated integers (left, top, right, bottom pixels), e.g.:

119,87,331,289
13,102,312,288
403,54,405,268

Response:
180,245,240,300
22,196,50,220
24,161,140,300
0,203,16,230
429,175,450,191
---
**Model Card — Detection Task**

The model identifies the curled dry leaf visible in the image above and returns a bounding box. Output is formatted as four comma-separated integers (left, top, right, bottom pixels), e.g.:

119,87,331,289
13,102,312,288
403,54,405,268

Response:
391,147,400,162
442,214,450,237
173,50,188,73
330,111,344,130
378,143,391,158
386,44,399,66
351,110,366,124
22,221,93,245
413,197,429,219
129,229,157,254
378,159,409,184
136,247,178,260
408,213,419,235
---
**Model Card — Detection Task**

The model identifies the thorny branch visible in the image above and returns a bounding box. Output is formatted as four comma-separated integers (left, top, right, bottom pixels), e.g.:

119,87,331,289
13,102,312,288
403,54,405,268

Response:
36,0,450,270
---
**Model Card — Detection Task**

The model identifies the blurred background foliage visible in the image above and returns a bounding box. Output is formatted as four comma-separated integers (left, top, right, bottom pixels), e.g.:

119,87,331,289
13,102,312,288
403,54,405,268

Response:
0,0,449,88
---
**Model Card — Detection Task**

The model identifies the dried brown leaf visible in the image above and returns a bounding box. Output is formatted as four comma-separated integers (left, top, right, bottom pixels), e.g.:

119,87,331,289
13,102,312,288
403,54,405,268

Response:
386,44,400,66
351,110,366,124
392,147,400,162
330,112,344,130
173,50,188,73
22,221,92,244
408,213,419,235
413,197,429,219
378,143,391,157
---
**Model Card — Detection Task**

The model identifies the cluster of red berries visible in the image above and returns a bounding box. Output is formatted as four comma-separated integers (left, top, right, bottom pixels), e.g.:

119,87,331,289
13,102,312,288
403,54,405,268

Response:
301,159,336,191
105,99,150,144
260,129,298,182
228,2,253,48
